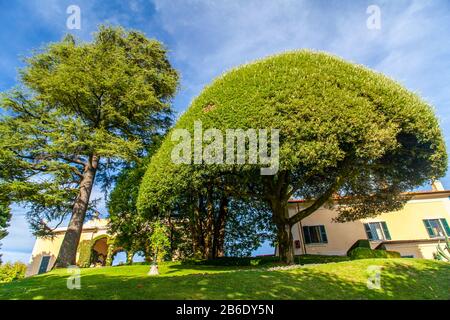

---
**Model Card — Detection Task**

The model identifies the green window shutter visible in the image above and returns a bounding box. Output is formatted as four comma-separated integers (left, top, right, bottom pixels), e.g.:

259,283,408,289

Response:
319,225,328,243
439,219,450,237
423,220,434,237
303,226,311,244
364,223,374,240
381,222,391,240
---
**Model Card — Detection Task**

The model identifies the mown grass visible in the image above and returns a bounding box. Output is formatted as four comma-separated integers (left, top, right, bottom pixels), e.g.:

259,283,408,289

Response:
0,258,448,300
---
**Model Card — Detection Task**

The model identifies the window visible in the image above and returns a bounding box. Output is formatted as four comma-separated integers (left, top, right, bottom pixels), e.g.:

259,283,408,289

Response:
423,219,450,238
364,222,391,241
38,256,51,274
303,225,328,244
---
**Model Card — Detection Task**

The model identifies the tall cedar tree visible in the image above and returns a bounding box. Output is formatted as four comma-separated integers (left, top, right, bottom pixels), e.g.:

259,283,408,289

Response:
0,26,178,267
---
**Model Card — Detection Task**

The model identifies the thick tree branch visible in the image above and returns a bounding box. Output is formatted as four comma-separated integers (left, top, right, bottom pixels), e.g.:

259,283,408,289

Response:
57,154,87,166
288,173,347,226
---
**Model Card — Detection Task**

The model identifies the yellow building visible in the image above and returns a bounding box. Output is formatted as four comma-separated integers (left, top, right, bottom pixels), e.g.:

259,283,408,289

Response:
27,182,450,276
287,183,450,258
26,218,111,277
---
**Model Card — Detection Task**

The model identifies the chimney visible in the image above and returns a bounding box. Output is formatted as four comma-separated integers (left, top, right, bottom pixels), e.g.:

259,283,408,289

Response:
431,180,445,191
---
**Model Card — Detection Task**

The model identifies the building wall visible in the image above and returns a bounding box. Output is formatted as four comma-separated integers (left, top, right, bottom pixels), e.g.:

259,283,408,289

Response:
26,233,65,277
288,193,450,258
26,219,109,276
381,242,446,259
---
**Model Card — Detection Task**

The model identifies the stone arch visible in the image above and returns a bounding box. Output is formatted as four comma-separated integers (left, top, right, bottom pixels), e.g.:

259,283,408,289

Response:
90,235,109,266
77,234,117,268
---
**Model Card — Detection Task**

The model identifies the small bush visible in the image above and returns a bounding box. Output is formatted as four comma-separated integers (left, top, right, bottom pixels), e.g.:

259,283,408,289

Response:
434,234,450,262
0,262,27,283
346,240,371,256
77,240,93,268
348,247,401,260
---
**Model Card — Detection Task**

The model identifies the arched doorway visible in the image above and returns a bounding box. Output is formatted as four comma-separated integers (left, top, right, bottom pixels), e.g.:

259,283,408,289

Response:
90,236,108,266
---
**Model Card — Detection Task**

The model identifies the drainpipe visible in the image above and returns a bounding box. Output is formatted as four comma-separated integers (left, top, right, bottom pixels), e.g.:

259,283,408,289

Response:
299,220,307,255
296,203,307,255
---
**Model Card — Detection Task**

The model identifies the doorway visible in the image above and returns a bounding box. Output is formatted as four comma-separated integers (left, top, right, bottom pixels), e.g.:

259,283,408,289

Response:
38,256,51,274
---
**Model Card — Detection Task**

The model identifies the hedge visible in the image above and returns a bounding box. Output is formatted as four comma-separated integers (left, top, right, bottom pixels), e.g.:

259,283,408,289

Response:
346,239,371,256
348,247,401,260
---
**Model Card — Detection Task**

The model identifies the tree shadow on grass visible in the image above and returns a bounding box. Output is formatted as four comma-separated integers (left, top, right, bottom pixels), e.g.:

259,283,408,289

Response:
0,259,448,300
370,259,450,300
162,264,258,276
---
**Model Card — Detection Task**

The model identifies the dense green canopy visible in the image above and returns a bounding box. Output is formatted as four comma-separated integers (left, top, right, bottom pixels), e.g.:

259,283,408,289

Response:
138,50,446,212
138,50,447,263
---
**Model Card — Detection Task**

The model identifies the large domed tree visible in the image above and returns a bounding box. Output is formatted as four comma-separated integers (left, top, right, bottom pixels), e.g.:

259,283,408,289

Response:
138,51,447,264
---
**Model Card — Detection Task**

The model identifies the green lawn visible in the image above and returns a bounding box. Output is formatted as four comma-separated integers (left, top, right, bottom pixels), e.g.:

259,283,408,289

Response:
0,258,448,300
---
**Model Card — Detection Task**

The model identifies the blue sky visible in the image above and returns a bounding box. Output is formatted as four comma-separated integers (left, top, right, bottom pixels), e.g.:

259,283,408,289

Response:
1,0,450,263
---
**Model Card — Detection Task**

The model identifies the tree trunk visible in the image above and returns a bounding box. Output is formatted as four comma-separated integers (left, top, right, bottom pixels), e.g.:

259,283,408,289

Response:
191,194,205,258
270,199,295,264
54,154,99,268
168,214,174,257
144,245,152,263
276,222,295,264
212,196,228,258
204,184,215,260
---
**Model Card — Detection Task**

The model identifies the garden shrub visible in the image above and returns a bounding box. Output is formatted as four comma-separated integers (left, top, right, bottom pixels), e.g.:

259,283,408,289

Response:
346,239,371,256
0,262,27,283
77,240,93,268
348,247,401,260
